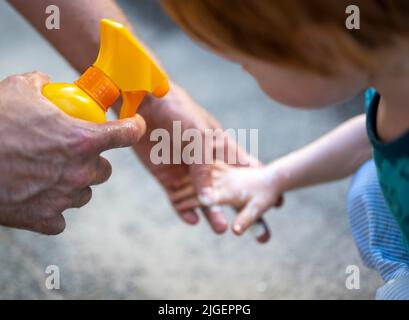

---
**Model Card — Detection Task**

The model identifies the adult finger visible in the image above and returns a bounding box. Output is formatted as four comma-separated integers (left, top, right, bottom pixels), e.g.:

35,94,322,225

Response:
169,185,196,203
32,214,66,235
71,187,93,208
174,197,202,213
179,210,200,225
275,195,284,208
169,195,199,225
248,219,271,244
191,164,228,233
90,156,112,186
202,206,228,234
22,71,51,93
170,175,191,190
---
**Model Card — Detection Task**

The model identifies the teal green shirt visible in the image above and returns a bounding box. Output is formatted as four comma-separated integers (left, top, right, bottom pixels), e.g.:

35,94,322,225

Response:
366,89,409,249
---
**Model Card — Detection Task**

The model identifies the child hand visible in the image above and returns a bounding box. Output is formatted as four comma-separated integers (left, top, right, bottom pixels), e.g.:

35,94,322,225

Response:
201,163,284,238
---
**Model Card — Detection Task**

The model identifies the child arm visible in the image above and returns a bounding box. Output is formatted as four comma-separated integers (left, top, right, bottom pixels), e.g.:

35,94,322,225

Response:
209,114,372,235
270,114,371,193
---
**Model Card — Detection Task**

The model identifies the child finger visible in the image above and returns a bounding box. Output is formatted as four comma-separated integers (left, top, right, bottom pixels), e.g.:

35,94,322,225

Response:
198,184,239,207
190,164,214,201
232,201,269,236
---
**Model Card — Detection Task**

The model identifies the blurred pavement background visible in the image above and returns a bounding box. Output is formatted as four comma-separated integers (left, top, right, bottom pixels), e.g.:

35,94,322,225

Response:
0,0,382,299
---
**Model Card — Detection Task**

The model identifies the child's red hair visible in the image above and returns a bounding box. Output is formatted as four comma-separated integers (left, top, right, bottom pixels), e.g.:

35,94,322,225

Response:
162,0,409,75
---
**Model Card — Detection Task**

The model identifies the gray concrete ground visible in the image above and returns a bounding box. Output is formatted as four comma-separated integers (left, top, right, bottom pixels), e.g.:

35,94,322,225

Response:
0,0,382,299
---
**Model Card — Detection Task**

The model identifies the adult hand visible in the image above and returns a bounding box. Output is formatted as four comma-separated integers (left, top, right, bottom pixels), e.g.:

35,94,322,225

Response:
0,72,146,235
133,83,261,235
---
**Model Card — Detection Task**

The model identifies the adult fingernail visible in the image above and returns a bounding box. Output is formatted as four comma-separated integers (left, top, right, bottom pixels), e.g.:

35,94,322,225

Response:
182,212,199,224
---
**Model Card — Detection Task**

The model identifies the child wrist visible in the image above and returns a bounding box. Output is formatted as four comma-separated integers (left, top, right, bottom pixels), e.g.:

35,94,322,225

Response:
265,161,288,194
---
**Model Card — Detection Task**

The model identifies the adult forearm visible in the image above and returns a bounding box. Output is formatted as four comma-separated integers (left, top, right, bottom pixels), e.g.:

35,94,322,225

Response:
270,114,371,193
8,0,149,73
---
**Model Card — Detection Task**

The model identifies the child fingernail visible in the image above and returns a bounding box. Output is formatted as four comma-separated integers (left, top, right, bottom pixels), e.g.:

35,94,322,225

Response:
210,205,223,213
198,194,212,206
233,224,243,234
198,187,215,206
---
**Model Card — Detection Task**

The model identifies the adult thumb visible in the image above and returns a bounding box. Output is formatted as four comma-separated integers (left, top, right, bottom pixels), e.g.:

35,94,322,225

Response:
83,115,147,153
22,71,51,93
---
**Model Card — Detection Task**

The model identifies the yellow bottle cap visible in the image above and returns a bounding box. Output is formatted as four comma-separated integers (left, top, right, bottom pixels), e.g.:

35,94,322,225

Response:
75,66,120,111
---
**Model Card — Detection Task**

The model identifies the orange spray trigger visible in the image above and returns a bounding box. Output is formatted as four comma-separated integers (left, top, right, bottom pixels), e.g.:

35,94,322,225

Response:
119,91,147,119
92,19,169,119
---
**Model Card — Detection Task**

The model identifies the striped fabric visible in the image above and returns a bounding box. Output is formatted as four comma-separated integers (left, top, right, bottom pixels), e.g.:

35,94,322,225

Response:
348,160,409,299
376,275,409,300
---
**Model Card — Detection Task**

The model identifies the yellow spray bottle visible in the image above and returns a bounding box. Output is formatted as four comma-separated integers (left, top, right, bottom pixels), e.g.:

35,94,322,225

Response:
42,19,169,123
